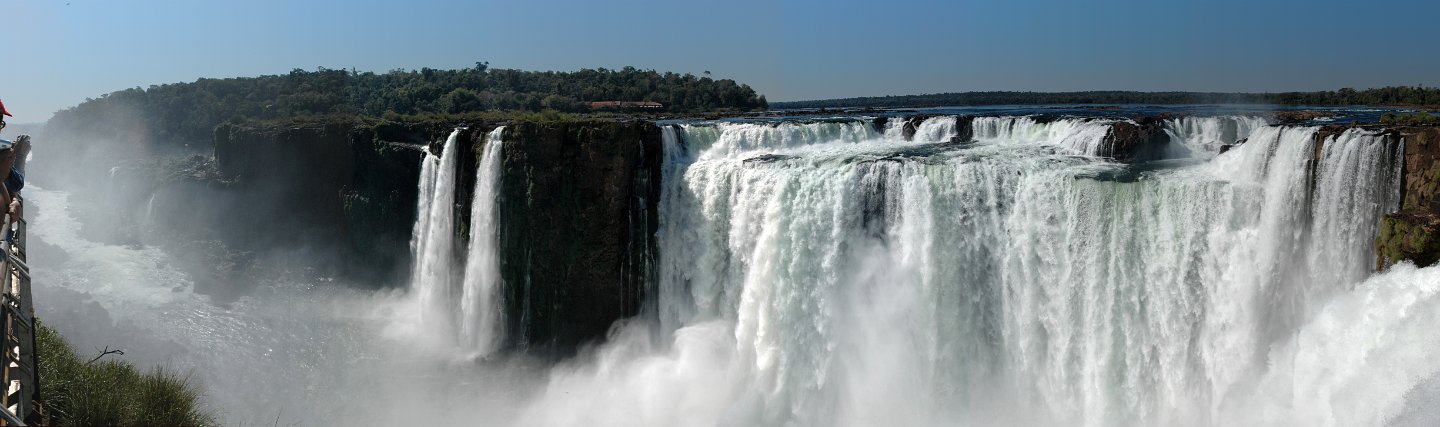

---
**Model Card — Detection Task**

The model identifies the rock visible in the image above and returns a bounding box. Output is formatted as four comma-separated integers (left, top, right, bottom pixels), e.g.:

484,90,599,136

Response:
497,120,661,357
1100,120,1173,162
1271,110,1336,123
1376,208,1440,269
954,116,975,143
901,115,931,141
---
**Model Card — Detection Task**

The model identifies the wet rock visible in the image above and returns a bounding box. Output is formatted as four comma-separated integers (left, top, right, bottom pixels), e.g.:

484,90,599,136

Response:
1100,120,1172,162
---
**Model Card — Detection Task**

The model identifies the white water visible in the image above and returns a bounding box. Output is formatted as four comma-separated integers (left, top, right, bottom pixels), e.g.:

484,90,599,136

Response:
32,116,1438,427
911,116,959,142
623,120,1428,426
1164,115,1270,156
971,116,1117,155
411,129,465,342
459,127,506,354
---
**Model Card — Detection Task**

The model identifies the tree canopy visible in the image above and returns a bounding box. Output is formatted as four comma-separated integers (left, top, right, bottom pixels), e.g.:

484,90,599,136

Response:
47,64,768,147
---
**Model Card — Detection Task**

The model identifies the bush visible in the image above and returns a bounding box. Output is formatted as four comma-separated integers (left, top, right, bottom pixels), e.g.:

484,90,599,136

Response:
1380,111,1439,125
35,322,215,426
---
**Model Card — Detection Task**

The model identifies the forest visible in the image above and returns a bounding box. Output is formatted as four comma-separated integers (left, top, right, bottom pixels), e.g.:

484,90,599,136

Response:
772,87,1440,110
46,64,767,147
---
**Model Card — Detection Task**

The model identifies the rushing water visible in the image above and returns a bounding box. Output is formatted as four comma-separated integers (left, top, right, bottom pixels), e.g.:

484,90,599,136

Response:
636,117,1427,426
412,129,465,342
30,114,1440,427
1163,115,1270,155
459,127,506,354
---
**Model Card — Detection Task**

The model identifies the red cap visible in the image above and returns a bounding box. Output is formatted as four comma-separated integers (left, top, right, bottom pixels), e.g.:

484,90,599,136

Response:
0,100,10,117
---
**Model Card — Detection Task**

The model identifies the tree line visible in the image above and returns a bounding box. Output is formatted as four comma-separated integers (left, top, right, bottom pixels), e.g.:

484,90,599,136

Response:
47,64,768,147
771,87,1440,110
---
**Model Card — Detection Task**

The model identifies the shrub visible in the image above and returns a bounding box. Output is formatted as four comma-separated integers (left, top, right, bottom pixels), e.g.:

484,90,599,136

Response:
35,321,215,426
1381,111,1439,125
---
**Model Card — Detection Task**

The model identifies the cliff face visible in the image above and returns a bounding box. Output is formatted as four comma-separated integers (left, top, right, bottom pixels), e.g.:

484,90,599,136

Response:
496,121,661,356
207,118,662,356
1374,126,1440,269
210,120,437,280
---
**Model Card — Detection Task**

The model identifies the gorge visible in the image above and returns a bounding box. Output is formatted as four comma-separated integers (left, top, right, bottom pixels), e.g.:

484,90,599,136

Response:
28,108,1440,426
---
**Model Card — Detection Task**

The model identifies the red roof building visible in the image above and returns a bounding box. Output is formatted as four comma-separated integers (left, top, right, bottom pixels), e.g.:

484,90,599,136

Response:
590,101,663,109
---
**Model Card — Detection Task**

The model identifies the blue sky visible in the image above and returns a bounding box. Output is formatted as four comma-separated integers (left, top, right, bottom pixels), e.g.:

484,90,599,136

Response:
5,0,1439,122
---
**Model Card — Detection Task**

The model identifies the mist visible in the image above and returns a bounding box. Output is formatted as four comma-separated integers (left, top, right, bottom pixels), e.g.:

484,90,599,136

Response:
17,109,1440,427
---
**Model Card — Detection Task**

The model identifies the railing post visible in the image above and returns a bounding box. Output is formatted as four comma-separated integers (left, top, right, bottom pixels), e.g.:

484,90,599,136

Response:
0,200,33,426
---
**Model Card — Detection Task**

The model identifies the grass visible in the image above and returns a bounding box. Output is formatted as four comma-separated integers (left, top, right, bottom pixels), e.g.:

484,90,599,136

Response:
35,321,215,426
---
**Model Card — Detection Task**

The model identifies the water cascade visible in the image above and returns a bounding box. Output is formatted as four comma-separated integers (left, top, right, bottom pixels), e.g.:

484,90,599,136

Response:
1164,115,1270,155
970,116,1117,155
911,116,960,142
459,127,507,354
410,129,464,341
639,119,1417,426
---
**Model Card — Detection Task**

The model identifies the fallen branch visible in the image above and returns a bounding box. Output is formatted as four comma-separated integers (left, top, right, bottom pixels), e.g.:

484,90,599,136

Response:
85,346,124,364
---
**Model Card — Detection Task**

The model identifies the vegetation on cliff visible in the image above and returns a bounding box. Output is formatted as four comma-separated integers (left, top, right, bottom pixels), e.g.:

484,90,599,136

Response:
1381,111,1439,125
35,322,215,426
46,64,766,149
772,86,1440,109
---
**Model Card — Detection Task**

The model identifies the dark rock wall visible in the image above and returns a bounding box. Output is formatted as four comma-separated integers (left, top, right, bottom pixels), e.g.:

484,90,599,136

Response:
496,121,661,356
212,122,355,250
1101,118,1174,162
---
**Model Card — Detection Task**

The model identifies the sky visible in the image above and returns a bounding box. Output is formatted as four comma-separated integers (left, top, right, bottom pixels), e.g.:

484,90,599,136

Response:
5,0,1440,123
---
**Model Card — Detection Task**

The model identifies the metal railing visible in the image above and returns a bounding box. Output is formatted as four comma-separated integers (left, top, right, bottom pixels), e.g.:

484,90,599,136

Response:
0,200,36,426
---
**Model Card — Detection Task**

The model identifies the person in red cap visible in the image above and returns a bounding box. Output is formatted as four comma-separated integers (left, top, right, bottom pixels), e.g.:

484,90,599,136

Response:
0,100,26,226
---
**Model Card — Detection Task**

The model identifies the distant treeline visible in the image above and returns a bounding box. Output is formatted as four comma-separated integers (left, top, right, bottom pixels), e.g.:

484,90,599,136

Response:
772,87,1440,109
48,63,767,146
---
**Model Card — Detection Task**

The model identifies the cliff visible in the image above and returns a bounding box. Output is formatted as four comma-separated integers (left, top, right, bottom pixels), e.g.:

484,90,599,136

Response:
1371,126,1440,269
496,121,661,355
209,118,661,356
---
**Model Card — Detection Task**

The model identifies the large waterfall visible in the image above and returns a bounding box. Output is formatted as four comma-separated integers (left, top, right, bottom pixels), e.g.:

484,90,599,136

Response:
633,117,1425,426
410,128,507,352
389,116,1438,427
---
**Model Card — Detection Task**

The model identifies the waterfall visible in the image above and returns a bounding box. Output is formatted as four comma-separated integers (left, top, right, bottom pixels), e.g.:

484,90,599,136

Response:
143,192,157,225
406,127,511,352
912,116,959,143
643,119,1417,426
689,121,882,161
459,127,506,354
1164,115,1270,155
971,116,1116,155
410,129,464,340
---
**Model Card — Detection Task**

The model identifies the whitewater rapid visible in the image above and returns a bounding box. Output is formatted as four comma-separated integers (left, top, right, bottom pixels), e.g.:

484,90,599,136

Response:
628,117,1425,427
387,115,1440,426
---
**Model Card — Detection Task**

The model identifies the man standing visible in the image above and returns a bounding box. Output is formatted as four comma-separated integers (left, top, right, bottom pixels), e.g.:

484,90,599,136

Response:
0,100,23,224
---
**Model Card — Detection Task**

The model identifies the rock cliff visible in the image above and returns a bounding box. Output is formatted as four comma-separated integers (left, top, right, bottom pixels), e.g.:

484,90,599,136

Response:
496,121,661,355
1372,126,1440,269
